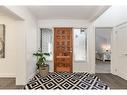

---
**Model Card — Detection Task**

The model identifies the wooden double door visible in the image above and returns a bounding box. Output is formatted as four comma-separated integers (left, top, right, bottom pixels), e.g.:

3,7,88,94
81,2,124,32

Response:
54,28,73,72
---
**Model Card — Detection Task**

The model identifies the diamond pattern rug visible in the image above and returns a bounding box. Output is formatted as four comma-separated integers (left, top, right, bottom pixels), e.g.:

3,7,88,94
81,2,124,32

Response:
24,72,110,90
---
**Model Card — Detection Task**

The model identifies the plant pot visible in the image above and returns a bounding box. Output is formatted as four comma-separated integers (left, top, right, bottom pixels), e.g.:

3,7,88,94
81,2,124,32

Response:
39,64,49,76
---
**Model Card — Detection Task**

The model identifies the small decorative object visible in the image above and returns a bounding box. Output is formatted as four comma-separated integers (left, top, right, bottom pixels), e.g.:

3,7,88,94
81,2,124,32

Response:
33,50,50,76
0,24,5,58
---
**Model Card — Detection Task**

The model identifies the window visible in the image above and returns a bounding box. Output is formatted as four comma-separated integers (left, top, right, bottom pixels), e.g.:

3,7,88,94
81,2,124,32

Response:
40,28,53,61
73,28,87,62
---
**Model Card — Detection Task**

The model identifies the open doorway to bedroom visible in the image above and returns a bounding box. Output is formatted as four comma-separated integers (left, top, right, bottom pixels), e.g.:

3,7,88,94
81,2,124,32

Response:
95,27,112,73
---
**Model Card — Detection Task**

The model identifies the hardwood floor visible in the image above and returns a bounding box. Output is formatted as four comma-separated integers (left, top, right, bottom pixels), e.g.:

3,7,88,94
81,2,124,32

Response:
0,78,24,89
0,73,127,89
96,73,127,89
96,59,110,73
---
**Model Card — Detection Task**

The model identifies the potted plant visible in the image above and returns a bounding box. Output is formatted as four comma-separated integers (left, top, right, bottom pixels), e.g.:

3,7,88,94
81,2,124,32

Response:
33,50,50,76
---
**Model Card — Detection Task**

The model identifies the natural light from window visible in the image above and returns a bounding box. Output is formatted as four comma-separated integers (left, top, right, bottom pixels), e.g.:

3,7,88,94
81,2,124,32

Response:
40,28,87,62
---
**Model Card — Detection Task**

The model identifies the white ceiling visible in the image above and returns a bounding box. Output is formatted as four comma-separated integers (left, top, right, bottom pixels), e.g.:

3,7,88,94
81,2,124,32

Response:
28,6,109,21
96,28,112,40
0,6,23,20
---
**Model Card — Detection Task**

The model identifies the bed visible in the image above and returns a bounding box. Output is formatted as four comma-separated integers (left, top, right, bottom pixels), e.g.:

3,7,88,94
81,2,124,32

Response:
96,52,111,61
24,72,109,90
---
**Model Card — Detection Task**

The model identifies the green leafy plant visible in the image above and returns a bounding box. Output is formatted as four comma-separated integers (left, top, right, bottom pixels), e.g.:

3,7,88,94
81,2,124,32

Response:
33,50,50,69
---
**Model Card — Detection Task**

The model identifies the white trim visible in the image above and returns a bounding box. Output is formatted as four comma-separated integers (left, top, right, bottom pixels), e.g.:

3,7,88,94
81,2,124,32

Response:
0,74,16,77
115,21,127,27
117,71,127,80
90,6,110,22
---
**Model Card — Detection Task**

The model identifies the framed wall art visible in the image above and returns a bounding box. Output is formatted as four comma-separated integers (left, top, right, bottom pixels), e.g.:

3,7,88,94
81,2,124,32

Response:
0,24,5,58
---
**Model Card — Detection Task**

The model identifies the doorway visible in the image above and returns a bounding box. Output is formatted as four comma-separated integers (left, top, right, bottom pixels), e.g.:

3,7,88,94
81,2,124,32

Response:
95,27,112,73
54,28,73,72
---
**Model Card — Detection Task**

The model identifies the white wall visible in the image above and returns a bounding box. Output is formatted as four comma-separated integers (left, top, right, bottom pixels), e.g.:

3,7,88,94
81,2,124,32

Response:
0,16,17,77
15,19,37,85
8,7,38,85
38,19,95,73
95,6,127,80
88,23,95,73
0,6,38,85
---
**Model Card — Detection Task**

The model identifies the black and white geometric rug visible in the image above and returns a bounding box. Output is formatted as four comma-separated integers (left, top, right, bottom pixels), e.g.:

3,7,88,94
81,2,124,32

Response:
24,72,110,90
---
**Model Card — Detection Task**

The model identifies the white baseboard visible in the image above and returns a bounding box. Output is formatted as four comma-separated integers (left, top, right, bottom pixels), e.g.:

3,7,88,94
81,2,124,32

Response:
0,73,16,77
117,72,127,80
111,70,127,80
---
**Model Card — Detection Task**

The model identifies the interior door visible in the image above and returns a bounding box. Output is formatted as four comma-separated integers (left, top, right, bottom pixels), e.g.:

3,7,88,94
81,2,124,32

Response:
115,24,127,76
54,28,73,72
